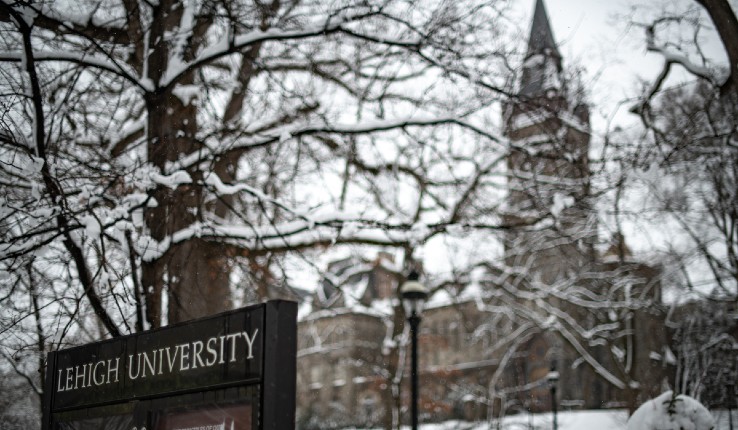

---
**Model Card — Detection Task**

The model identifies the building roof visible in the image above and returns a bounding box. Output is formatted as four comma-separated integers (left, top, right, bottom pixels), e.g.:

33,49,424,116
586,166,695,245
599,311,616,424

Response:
527,0,561,61
519,0,563,98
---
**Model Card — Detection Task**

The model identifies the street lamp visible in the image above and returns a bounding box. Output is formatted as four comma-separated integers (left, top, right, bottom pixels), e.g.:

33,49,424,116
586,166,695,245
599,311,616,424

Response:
547,367,560,430
727,383,735,430
401,270,428,430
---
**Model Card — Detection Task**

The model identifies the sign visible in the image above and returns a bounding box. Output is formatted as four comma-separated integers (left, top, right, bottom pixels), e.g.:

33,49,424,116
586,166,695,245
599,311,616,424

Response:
155,403,252,430
42,300,296,430
51,307,262,410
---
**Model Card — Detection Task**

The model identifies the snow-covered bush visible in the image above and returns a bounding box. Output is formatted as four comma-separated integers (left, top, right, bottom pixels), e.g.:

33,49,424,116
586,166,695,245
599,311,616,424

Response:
627,391,715,430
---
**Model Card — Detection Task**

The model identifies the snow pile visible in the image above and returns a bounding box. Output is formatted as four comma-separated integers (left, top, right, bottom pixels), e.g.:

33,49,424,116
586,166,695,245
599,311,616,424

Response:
502,409,627,430
348,409,630,430
627,391,715,430
343,406,738,430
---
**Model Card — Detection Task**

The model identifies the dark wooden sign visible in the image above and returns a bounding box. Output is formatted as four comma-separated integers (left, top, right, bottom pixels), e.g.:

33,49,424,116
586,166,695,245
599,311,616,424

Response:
42,300,296,430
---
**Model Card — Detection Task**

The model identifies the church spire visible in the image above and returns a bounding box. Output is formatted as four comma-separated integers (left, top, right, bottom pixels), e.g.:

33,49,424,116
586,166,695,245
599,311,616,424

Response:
519,0,563,98
526,0,561,62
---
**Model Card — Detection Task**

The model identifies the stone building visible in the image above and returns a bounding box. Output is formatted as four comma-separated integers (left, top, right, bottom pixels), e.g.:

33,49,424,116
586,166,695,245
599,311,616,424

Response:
296,254,399,429
296,254,513,428
296,1,670,428
500,0,668,412
296,255,668,428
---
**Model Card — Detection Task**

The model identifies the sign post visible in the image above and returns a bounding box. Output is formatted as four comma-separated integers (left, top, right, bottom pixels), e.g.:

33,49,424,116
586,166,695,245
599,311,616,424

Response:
41,300,296,430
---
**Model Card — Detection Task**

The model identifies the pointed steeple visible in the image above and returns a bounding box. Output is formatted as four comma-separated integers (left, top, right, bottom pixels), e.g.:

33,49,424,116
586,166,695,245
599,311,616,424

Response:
526,0,561,62
519,0,563,98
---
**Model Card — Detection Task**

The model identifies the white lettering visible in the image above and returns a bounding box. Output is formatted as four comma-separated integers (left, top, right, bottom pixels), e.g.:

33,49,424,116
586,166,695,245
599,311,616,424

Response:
241,329,259,360
205,337,217,366
74,365,85,389
192,341,205,369
179,343,190,371
108,358,119,383
165,346,179,372
226,333,240,363
56,328,261,391
57,369,65,392
128,354,140,380
158,348,165,375
86,363,93,388
93,361,105,386
65,367,74,391
141,351,156,378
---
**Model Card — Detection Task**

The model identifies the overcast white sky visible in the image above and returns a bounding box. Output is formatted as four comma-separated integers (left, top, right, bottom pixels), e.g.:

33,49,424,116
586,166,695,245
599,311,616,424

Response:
419,0,734,289
292,0,735,294
512,0,730,131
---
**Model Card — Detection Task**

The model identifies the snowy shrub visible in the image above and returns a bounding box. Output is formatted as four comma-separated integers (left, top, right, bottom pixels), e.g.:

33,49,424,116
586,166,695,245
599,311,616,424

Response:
627,391,714,430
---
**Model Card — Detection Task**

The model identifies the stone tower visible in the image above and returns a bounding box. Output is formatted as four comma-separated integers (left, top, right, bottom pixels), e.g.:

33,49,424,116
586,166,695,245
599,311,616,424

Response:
502,1,668,412
503,0,595,285
502,0,601,409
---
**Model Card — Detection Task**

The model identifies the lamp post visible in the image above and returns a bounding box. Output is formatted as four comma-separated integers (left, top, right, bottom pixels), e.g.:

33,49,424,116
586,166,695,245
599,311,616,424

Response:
728,383,735,430
401,270,428,430
547,367,559,430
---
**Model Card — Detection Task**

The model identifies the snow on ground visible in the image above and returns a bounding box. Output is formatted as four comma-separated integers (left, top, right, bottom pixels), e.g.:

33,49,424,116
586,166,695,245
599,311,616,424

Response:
348,408,738,430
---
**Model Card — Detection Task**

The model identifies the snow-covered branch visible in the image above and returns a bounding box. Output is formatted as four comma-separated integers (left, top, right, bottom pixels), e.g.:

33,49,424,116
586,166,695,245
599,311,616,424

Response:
167,115,506,173
0,50,149,91
159,7,405,88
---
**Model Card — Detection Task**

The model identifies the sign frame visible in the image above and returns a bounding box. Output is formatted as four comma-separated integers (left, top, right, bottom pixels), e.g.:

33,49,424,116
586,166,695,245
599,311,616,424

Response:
41,300,296,430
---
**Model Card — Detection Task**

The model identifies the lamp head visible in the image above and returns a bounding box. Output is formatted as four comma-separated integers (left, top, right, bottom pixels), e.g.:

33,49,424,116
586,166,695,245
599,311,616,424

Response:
547,369,560,388
401,271,428,317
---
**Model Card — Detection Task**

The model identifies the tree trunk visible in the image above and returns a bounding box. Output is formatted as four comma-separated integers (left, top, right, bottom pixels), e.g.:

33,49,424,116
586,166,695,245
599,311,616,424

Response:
136,0,237,327
696,0,738,91
141,88,232,326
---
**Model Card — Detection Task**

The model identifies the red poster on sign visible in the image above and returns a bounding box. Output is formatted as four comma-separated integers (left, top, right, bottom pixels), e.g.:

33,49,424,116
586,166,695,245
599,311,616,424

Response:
155,403,252,430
